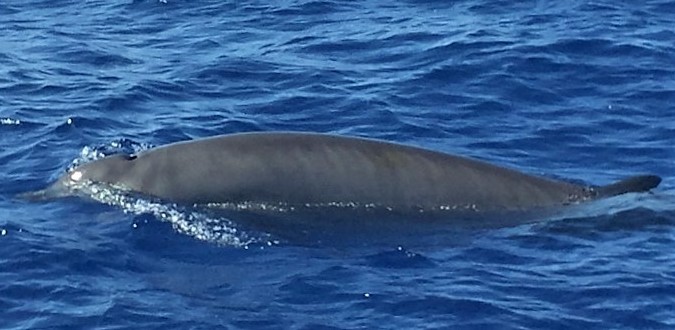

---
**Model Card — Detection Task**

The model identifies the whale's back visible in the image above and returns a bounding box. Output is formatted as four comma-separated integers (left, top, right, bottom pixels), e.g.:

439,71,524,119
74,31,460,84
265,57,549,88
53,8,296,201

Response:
131,133,586,211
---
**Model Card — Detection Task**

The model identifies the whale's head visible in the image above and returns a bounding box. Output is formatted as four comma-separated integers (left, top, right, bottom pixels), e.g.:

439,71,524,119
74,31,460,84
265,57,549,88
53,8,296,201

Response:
19,154,139,201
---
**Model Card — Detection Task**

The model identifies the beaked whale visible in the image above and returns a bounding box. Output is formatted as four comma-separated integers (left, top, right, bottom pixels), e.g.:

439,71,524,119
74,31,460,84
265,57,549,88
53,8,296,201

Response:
22,132,661,217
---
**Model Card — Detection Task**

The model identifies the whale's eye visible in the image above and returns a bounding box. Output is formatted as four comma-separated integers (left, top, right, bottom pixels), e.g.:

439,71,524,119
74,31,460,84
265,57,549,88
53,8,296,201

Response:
125,154,137,161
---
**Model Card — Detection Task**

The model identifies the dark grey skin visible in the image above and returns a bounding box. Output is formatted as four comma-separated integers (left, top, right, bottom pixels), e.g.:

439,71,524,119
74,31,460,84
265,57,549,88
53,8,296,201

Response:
24,132,661,214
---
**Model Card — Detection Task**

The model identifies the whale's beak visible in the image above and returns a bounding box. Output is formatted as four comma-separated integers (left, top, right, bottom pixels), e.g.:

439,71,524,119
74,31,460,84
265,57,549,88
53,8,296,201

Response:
16,181,70,202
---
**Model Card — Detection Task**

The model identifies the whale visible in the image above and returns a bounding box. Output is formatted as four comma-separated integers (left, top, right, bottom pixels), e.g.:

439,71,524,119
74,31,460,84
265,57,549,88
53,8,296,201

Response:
22,132,661,218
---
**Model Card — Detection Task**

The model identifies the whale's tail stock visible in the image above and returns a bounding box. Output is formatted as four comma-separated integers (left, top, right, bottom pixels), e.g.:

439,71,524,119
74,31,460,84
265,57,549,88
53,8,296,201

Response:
595,175,662,198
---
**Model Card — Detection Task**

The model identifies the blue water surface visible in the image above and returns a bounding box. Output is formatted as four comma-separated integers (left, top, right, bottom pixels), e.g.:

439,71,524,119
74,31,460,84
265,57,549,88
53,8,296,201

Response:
2,0,675,329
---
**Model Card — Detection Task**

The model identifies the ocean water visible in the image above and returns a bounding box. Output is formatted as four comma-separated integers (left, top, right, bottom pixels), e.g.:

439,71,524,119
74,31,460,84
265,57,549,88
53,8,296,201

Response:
2,0,675,329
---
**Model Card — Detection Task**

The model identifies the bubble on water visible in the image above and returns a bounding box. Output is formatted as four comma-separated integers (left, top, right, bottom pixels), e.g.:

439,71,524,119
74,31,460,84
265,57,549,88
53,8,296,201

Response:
0,118,20,125
81,183,261,247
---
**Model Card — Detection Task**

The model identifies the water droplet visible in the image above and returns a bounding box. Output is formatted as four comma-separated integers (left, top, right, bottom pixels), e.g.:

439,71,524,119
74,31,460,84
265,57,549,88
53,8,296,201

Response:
70,171,83,182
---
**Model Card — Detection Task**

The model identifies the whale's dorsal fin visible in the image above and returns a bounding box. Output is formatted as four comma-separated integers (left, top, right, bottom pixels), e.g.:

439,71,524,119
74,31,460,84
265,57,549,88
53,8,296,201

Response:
595,175,662,198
